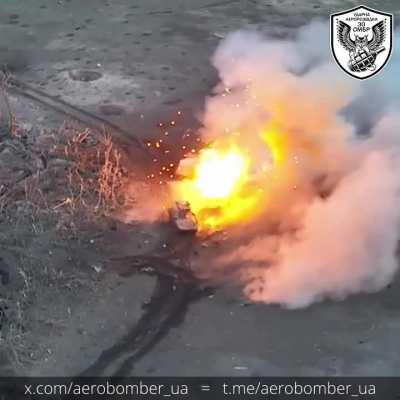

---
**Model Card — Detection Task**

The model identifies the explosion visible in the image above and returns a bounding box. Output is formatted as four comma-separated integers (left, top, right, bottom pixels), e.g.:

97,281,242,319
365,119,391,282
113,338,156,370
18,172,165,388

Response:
170,117,318,231
194,148,246,199
125,22,400,309
172,143,263,231
167,21,400,309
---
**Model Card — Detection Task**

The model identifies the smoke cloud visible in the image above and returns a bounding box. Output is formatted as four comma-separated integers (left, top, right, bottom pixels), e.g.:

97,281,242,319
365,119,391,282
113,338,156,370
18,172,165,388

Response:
201,22,400,308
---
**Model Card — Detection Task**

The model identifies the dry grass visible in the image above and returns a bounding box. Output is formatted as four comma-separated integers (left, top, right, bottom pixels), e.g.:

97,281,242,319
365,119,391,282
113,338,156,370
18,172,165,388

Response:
0,85,131,370
1,72,127,219
96,134,123,209
0,120,127,237
0,97,129,368
61,127,125,214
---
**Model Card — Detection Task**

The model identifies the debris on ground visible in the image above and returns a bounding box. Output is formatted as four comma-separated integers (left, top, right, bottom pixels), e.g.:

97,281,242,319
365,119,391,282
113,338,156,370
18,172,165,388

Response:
169,201,198,232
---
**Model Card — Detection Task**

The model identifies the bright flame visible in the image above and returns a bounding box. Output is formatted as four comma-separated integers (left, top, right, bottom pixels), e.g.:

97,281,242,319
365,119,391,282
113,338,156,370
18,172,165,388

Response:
170,117,295,231
172,144,264,231
262,126,286,165
195,150,245,199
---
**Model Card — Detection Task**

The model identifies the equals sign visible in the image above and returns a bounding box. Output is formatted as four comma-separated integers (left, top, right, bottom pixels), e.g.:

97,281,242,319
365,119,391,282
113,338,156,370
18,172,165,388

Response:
200,385,210,391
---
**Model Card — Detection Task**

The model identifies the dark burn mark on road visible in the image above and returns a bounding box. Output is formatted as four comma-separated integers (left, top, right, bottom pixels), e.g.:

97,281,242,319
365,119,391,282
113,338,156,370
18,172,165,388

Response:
79,259,207,376
79,225,212,377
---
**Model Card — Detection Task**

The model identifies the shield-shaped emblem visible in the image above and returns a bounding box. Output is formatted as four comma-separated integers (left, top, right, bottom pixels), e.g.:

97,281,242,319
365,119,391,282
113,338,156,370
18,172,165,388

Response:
331,5,393,79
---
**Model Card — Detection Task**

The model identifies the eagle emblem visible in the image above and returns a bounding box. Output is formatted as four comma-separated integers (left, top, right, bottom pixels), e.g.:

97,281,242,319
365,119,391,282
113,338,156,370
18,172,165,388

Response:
337,20,386,72
331,6,393,79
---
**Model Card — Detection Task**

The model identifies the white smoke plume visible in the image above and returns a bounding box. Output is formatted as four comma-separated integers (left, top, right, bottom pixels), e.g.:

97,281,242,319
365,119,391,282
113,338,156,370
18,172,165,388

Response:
202,22,400,308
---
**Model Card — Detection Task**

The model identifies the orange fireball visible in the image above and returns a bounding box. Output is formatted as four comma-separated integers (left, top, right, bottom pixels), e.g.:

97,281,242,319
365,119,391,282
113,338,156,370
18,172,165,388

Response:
171,144,262,231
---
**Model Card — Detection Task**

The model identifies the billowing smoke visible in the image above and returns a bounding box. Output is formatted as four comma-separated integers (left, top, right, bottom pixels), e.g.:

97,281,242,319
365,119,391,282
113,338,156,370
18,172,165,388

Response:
201,22,400,308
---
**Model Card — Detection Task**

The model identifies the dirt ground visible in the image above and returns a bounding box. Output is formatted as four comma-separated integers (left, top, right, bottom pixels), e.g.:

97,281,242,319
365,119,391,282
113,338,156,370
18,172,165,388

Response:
1,0,400,377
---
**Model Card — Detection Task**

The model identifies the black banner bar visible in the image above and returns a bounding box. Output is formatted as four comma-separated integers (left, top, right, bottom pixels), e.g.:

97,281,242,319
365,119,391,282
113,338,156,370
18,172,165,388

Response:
1,377,399,399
